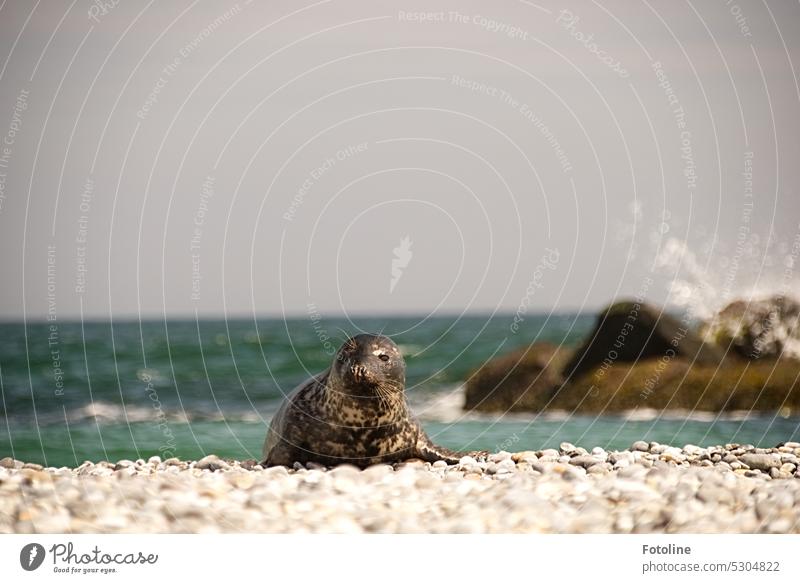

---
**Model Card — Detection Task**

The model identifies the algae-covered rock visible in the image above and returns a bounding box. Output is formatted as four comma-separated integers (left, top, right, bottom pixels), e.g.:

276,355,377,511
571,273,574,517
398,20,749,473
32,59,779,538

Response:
702,295,800,360
463,299,799,414
464,342,568,412
555,353,800,413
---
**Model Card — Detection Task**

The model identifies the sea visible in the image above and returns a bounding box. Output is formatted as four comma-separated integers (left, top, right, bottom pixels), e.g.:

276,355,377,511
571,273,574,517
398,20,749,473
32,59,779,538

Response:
1,314,797,467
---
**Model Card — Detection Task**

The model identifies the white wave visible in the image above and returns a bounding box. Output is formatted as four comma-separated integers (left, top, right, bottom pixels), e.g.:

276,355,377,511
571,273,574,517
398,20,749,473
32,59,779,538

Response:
27,401,268,426
397,344,425,357
410,385,468,423
15,394,788,429
654,235,800,321
408,385,784,424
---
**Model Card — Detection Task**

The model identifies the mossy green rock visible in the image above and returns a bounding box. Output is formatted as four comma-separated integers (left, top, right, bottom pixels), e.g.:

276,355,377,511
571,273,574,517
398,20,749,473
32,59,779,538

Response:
556,354,800,413
464,342,569,412
466,351,800,414
463,299,799,414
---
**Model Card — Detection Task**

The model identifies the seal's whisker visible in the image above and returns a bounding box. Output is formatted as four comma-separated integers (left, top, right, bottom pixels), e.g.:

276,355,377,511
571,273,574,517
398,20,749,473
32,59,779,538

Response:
334,326,351,344
381,379,405,392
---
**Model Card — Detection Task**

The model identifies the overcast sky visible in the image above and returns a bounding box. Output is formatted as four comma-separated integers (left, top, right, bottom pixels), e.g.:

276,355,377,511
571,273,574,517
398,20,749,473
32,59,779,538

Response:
0,0,798,321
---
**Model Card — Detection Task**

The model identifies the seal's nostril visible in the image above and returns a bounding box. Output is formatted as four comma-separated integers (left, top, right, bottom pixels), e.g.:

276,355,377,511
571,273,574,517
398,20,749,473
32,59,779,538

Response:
353,364,370,381
350,364,366,381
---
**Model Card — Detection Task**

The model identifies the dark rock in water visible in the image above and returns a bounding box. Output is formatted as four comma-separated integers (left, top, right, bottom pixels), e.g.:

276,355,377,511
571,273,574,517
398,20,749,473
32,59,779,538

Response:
463,299,799,414
562,300,722,382
463,342,567,412
548,300,799,414
702,295,800,360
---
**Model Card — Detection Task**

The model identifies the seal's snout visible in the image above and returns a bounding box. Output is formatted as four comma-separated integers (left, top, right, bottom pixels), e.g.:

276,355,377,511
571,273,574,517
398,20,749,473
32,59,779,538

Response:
350,363,369,383
332,333,406,393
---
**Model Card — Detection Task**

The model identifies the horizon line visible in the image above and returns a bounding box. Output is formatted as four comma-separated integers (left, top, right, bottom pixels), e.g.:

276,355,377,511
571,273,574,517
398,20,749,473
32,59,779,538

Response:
0,306,610,325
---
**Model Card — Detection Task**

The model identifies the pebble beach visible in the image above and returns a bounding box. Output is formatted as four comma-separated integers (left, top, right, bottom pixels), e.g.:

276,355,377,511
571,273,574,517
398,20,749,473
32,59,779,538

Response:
3,441,800,534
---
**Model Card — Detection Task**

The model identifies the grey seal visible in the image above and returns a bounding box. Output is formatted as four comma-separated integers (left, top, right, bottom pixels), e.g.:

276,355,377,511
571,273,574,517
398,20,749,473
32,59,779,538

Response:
262,333,479,467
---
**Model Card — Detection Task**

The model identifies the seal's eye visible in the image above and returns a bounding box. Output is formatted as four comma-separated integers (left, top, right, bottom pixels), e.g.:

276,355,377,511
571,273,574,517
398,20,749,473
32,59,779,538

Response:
379,354,390,362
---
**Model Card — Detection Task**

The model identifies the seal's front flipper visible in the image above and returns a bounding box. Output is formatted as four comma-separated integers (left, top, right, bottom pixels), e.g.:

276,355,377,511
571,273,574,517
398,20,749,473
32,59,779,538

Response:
414,431,481,465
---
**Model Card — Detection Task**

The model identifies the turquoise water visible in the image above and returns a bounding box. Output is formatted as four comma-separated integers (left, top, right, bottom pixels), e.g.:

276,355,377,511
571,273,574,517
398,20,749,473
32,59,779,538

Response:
4,417,798,468
1,315,798,467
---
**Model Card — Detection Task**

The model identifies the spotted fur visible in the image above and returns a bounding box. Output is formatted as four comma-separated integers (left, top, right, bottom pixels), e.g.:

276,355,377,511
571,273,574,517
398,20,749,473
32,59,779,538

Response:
262,334,467,467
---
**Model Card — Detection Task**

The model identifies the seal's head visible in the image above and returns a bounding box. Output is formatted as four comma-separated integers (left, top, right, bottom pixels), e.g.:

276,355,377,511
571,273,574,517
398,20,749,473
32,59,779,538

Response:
332,334,405,395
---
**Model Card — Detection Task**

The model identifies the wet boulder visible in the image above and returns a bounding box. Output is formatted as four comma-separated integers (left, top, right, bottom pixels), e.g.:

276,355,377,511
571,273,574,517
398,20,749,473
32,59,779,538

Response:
562,300,722,382
702,295,800,360
463,342,567,412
